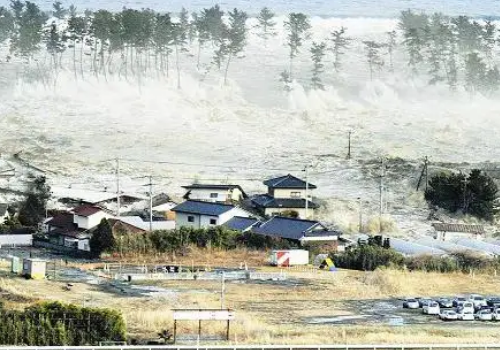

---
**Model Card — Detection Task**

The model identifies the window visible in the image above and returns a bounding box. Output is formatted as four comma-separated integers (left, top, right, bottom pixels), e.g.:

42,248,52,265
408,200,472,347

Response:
210,193,218,198
188,216,195,223
210,218,217,225
291,192,302,198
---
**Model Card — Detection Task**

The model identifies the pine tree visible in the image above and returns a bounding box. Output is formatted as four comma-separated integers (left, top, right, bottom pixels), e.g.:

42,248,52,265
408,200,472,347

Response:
464,52,487,94
310,41,326,89
363,40,384,81
330,26,350,72
284,12,311,79
399,10,429,71
172,20,187,88
279,69,292,91
386,30,397,72
220,8,248,85
18,176,51,227
52,1,67,19
0,6,14,43
153,13,173,76
256,7,276,45
482,20,496,61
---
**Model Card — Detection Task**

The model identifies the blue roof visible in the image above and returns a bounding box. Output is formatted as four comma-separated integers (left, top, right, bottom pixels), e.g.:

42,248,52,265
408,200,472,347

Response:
224,216,260,232
263,174,317,189
172,200,235,216
251,194,319,209
253,216,328,240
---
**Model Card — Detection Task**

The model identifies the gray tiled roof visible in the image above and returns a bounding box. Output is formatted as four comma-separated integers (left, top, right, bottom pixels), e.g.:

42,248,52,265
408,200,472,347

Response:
263,174,317,189
224,216,260,232
172,200,235,216
182,184,247,198
432,223,485,234
251,194,319,209
252,216,329,240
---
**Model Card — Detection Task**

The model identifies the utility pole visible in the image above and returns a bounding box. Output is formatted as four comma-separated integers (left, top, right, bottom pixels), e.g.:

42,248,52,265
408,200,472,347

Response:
462,174,468,214
148,175,153,232
304,165,309,219
347,131,352,160
220,271,225,309
424,156,428,192
379,159,385,220
358,197,363,233
116,158,120,217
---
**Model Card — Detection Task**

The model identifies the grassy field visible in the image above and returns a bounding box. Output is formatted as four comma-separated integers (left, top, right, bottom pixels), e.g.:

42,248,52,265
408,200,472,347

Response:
1,257,500,344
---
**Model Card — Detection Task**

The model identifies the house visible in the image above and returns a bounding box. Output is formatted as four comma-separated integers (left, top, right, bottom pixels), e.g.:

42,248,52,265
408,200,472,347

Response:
72,205,114,230
224,216,261,232
432,223,485,241
115,216,176,232
252,174,319,219
182,184,247,203
252,216,342,245
172,200,252,229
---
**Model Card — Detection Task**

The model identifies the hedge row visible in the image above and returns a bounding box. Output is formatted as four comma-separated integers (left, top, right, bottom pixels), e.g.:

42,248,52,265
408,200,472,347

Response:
0,302,126,346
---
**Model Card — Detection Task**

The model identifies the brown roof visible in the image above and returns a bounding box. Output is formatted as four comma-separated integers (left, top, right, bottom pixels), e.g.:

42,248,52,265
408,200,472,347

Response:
46,212,75,230
73,205,103,217
108,219,145,233
49,228,90,239
432,223,485,234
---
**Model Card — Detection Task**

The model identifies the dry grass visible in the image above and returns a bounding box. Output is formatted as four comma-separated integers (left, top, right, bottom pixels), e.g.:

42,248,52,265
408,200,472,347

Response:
1,260,500,344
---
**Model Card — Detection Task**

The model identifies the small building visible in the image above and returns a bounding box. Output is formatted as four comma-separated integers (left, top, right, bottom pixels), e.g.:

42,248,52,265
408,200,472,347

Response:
252,216,342,245
22,258,46,279
182,184,247,203
0,203,9,223
432,223,485,241
115,216,176,232
252,174,319,219
224,216,261,232
72,205,113,230
172,200,252,229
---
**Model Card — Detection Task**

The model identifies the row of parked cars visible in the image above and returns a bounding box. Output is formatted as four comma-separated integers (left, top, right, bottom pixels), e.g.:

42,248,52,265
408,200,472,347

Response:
402,295,500,321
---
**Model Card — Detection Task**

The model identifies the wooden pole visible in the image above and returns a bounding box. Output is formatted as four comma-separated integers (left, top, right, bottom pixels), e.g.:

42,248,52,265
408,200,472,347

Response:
173,320,177,344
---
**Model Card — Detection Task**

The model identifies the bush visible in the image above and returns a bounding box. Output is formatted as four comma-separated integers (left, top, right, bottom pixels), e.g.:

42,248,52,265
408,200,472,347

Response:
0,301,126,346
332,245,405,271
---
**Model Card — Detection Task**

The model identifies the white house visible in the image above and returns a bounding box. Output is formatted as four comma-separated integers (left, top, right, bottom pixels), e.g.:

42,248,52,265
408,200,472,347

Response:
72,206,114,230
172,200,252,229
251,174,319,219
182,184,247,203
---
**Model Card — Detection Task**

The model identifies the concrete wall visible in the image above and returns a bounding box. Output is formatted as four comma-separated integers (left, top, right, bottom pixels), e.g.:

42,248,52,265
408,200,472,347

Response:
176,207,251,229
0,234,32,246
264,207,311,219
175,212,202,229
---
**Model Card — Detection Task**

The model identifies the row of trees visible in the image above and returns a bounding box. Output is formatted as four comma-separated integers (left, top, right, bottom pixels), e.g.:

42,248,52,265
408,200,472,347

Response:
0,301,126,345
2,2,500,93
425,169,498,220
333,243,500,273
91,220,298,257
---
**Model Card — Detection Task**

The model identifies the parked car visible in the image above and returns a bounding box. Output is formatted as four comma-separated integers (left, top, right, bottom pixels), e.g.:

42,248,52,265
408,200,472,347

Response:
439,310,458,321
419,298,432,308
492,308,500,321
475,309,493,321
487,297,500,308
403,299,420,309
453,296,467,307
461,301,475,314
469,295,488,309
456,308,475,321
438,298,453,308
423,301,440,315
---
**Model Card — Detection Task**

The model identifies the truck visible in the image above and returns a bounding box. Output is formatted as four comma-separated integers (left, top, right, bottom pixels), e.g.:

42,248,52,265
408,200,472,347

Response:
269,250,309,267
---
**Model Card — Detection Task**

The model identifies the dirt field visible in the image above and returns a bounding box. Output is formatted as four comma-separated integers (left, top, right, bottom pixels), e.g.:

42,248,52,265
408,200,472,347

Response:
1,255,500,344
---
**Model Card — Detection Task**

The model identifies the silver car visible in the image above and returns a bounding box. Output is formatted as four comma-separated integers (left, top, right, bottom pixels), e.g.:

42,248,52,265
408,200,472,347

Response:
475,309,493,321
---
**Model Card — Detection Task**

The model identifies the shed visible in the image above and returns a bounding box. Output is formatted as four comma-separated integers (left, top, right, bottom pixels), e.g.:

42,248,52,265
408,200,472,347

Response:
432,223,485,241
22,258,46,279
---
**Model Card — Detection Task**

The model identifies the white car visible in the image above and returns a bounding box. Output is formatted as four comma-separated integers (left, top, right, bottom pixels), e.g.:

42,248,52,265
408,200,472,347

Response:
439,310,458,321
470,295,488,309
423,301,440,315
403,299,420,309
492,309,500,321
456,308,475,321
461,301,475,314
475,309,493,321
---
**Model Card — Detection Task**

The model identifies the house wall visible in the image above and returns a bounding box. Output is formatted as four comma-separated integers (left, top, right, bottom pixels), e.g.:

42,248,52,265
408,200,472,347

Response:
435,231,482,241
176,207,250,229
264,207,312,219
187,188,244,202
272,189,313,199
78,239,90,251
74,211,112,230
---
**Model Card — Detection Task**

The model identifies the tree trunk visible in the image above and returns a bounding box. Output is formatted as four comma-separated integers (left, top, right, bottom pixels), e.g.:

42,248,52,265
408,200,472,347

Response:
224,53,231,85
80,41,84,80
197,41,201,70
73,42,77,81
175,44,181,89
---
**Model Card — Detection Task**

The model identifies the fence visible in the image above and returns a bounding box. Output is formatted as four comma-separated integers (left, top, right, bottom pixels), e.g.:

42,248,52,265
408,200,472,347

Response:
0,345,500,350
0,234,32,246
